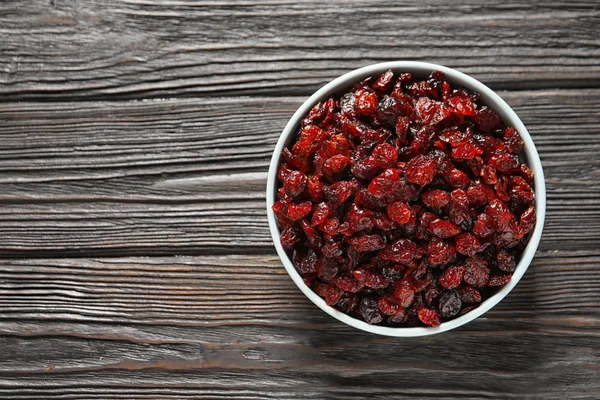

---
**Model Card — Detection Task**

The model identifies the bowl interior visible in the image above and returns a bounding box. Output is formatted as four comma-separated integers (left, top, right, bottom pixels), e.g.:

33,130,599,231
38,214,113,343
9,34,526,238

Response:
267,61,546,337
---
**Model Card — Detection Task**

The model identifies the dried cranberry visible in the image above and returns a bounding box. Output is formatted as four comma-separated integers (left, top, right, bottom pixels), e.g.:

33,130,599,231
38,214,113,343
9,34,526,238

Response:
439,265,465,289
417,307,441,327
405,154,437,186
439,290,462,318
359,297,384,324
429,219,462,238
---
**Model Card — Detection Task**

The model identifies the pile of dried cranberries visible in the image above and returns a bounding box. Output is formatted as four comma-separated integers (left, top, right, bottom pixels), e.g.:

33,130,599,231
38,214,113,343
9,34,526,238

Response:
272,70,536,327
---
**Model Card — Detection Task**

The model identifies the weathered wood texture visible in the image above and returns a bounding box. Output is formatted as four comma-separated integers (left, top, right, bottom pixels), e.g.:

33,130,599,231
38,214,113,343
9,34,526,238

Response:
0,0,599,399
0,90,599,257
0,0,599,100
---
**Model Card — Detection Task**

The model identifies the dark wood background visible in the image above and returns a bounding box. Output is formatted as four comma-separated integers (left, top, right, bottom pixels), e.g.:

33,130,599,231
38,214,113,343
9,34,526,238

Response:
0,1,599,399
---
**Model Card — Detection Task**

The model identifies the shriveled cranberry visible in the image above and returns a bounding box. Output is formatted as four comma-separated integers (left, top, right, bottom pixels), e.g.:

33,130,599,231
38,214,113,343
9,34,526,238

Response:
473,213,496,239
348,234,385,253
446,168,470,189
301,219,323,248
379,238,418,264
394,279,417,308
353,268,388,289
333,275,363,293
377,293,403,316
520,205,537,235
311,202,331,226
359,297,384,324
455,232,483,257
372,143,399,169
439,290,462,318
417,307,441,326
429,219,462,238
322,155,351,183
497,249,516,272
322,242,343,258
355,88,379,116
427,238,456,266
449,189,471,230
405,154,437,186
439,265,465,289
386,201,412,225
314,282,342,306
463,256,490,287
503,127,524,154
306,175,324,202
325,181,354,205
287,201,312,221
488,274,512,286
373,70,394,92
422,189,451,209
459,286,482,304
292,125,326,157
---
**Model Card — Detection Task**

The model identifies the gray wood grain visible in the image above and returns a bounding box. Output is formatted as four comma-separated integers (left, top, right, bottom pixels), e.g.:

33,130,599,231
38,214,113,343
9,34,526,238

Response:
1,0,599,100
0,90,598,257
0,252,598,399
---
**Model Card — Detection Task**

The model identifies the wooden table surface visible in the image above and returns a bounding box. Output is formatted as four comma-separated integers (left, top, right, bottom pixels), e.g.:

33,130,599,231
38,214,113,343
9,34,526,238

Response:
1,1,599,399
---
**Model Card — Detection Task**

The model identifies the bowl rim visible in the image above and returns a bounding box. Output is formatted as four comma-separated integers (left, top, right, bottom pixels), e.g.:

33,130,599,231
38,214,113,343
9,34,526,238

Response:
266,61,546,337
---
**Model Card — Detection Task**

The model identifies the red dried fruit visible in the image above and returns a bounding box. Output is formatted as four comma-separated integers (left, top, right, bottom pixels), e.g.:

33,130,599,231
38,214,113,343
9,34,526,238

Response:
377,293,403,316
379,238,418,265
275,70,535,328
472,213,496,239
452,141,483,161
427,238,456,266
314,282,342,306
520,205,537,235
353,268,388,289
422,189,451,209
503,127,524,154
311,202,331,226
463,256,490,287
359,297,384,324
405,154,437,186
287,201,312,221
489,152,520,173
348,234,385,253
283,170,307,198
292,125,326,157
280,226,300,249
439,290,462,318
306,175,324,202
386,201,412,225
373,70,395,92
301,219,323,248
322,242,343,258
333,275,363,293
322,155,351,183
345,203,374,232
488,274,512,287
439,265,465,289
449,189,471,230
446,168,469,189
460,286,482,304
355,88,379,116
394,279,417,308
417,307,441,327
497,249,516,272
372,143,399,169
429,219,462,238
325,181,354,205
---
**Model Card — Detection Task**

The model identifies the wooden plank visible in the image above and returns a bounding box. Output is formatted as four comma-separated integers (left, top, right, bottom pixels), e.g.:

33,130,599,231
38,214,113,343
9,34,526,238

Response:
0,252,598,399
0,89,598,256
0,1,599,100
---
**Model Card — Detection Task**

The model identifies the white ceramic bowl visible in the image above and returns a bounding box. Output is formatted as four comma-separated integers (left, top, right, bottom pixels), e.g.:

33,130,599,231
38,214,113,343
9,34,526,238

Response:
266,61,546,337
